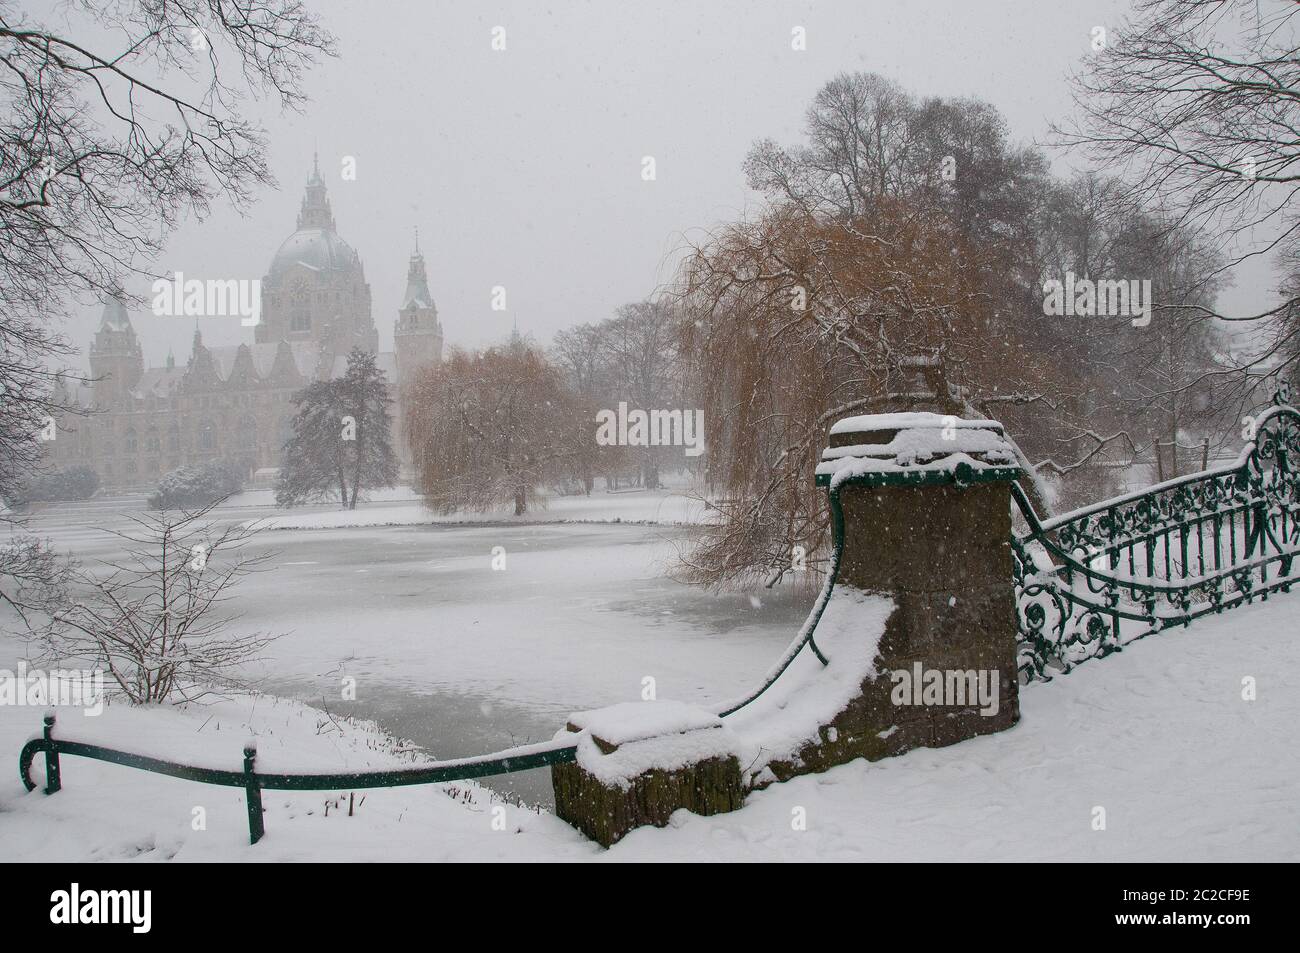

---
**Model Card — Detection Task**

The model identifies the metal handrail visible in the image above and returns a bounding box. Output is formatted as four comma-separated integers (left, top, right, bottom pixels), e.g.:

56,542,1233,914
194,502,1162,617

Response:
1031,404,1296,533
19,713,577,844
1011,402,1300,680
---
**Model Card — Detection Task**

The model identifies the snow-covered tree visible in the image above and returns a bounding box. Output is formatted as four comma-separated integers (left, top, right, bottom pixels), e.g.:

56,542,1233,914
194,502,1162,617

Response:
670,71,1231,590
406,334,589,515
276,348,398,510
149,461,243,510
0,0,331,636
551,303,685,490
35,503,277,704
1058,0,1300,410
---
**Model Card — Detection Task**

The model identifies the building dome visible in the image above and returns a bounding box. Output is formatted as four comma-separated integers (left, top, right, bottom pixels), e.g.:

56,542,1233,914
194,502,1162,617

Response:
266,155,361,278
255,155,377,351
269,228,361,276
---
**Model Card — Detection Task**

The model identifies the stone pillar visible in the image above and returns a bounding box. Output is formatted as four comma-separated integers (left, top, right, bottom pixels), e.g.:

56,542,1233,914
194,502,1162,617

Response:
550,413,1026,842
550,701,744,847
767,412,1022,779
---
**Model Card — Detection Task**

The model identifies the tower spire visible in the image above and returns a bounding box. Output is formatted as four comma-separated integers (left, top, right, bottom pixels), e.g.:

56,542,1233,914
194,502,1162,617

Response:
98,292,134,333
298,152,334,230
393,228,444,387
401,235,434,311
89,293,143,404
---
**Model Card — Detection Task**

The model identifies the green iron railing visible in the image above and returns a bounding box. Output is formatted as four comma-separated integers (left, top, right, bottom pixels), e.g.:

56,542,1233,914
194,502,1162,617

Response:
19,712,577,844
1011,399,1300,682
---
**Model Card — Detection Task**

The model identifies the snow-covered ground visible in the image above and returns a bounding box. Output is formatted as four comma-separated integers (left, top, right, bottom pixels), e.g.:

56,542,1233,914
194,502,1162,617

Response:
16,482,712,533
0,488,808,805
2,593,1295,861
3,485,1296,860
247,487,712,530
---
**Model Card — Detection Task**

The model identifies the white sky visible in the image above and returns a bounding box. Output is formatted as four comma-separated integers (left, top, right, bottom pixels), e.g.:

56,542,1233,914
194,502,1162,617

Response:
58,0,1276,370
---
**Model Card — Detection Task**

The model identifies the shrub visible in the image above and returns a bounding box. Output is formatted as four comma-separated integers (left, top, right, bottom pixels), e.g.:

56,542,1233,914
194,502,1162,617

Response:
148,461,244,510
6,466,101,506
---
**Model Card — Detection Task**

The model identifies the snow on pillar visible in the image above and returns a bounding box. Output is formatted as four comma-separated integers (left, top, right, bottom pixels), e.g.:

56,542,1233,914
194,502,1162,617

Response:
550,701,744,847
767,412,1023,777
551,413,1025,845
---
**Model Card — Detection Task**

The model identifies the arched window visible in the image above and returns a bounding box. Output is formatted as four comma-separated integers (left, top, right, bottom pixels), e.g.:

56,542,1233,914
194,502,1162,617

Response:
145,427,160,453
291,304,311,333
125,428,138,453
167,424,181,452
198,420,215,451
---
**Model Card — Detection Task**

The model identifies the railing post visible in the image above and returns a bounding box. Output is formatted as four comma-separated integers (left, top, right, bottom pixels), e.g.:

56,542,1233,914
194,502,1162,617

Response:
243,742,265,845
43,712,61,794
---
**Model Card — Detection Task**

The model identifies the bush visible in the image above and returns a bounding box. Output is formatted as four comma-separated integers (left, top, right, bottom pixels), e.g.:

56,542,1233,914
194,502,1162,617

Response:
148,462,244,510
6,466,101,506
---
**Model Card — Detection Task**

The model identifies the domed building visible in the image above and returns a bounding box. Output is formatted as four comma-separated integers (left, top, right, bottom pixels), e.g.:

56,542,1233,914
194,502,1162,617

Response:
49,159,444,488
257,155,378,355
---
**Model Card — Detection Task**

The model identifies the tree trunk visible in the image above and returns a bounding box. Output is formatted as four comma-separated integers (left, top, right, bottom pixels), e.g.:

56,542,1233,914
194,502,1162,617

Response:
514,485,526,515
350,412,364,510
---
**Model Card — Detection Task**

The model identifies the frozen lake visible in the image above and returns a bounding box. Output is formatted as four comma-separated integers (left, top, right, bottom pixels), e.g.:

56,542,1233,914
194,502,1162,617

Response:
2,494,812,806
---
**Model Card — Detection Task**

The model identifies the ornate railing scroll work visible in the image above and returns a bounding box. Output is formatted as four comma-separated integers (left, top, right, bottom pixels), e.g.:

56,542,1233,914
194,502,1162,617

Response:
1012,400,1300,682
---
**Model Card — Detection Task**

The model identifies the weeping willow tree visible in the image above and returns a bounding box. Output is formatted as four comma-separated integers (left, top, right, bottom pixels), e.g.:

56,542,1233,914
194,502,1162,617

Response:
666,71,1230,592
404,337,592,516
672,197,1058,591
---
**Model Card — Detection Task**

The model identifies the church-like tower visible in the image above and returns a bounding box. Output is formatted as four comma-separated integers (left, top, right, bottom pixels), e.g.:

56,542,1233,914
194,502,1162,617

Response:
88,295,143,408
66,155,453,488
393,234,444,388
257,156,377,359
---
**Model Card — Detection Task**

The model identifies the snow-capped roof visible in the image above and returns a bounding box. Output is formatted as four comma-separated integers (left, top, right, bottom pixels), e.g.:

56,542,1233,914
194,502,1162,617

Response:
98,296,133,333
401,252,436,311
268,228,360,277
132,366,186,399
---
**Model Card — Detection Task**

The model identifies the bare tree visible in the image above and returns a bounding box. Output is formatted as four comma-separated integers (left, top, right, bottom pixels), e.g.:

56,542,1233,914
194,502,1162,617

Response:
673,200,1007,590
551,323,608,402
600,301,683,489
0,0,333,622
0,0,335,323
1057,0,1300,402
1029,172,1231,485
406,335,589,516
35,501,277,704
669,71,1237,589
0,533,74,636
551,322,626,492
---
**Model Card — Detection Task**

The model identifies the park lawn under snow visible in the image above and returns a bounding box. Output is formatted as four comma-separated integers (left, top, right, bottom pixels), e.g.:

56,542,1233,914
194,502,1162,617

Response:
241,486,712,531
1,592,1296,862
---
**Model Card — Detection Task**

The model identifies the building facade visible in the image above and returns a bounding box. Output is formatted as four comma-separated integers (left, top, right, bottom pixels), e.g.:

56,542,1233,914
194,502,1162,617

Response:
49,161,444,488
